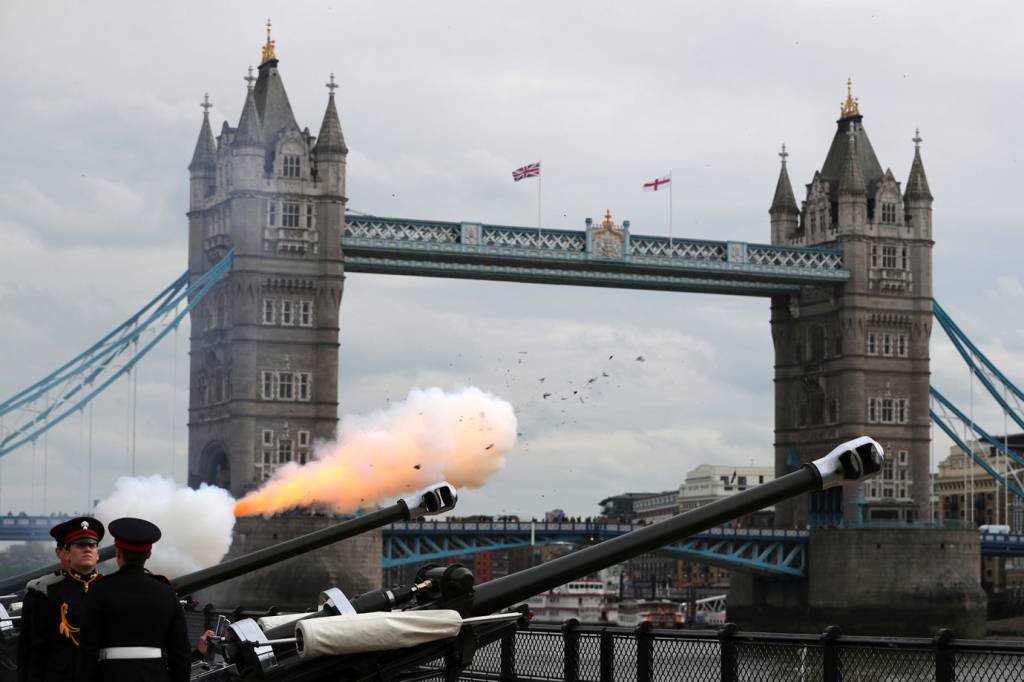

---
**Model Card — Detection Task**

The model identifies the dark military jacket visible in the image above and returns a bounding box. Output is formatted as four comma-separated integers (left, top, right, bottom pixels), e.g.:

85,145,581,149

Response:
21,569,100,682
75,566,189,682
16,572,59,682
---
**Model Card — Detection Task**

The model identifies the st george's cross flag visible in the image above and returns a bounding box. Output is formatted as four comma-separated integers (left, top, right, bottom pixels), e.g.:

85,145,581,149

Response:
513,162,541,182
643,175,671,191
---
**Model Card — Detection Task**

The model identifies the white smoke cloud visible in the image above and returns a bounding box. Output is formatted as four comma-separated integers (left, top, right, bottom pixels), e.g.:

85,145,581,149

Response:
94,476,235,577
235,386,518,516
89,387,516,575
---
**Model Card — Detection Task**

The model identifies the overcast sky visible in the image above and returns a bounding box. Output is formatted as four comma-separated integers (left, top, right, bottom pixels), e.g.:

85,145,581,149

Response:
2,1,1023,519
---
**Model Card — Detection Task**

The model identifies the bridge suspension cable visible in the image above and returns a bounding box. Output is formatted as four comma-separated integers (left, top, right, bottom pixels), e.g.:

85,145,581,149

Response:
929,386,1024,499
930,300,1024,514
0,251,235,458
934,301,1024,431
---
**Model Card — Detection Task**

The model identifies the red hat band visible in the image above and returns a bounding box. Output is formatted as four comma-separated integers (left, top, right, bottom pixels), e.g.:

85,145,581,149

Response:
64,528,99,544
115,538,152,553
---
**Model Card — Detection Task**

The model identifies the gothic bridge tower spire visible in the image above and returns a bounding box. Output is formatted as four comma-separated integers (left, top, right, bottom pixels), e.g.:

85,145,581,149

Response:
186,23,348,496
769,80,933,526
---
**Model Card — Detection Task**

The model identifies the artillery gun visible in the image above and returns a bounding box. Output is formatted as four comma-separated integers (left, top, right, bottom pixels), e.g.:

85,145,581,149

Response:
186,436,884,681
0,437,884,681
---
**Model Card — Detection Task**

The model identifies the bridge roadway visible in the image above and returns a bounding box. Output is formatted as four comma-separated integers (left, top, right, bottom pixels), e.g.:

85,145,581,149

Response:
341,214,849,296
8,516,1017,576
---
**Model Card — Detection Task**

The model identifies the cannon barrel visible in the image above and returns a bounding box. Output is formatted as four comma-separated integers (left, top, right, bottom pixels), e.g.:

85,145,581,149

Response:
173,481,457,596
471,436,883,615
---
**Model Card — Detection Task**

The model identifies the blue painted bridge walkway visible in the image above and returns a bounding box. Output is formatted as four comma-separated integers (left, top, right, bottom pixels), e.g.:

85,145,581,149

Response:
383,520,809,575
381,521,1024,574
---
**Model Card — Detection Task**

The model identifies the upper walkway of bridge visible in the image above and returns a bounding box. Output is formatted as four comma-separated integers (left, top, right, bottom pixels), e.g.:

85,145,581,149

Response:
340,214,849,296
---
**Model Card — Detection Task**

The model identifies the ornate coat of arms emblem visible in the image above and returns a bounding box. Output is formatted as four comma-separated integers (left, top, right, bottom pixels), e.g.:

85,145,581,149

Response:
589,210,625,260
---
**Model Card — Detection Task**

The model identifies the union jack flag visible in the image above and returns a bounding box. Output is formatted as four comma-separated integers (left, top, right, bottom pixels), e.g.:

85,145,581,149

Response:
512,162,541,182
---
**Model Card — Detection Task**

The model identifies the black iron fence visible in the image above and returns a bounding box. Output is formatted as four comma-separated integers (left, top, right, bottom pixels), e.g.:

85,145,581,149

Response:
419,620,1024,682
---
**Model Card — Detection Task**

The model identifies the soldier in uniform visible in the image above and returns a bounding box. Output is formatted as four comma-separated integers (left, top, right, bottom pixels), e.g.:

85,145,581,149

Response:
75,518,189,682
17,533,70,681
21,517,104,682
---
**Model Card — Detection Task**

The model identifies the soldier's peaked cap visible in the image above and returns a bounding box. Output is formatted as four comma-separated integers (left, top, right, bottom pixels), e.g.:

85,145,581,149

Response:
109,517,161,553
50,516,105,546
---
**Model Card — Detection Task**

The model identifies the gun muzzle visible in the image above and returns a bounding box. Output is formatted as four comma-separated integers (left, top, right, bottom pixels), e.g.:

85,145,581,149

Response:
809,436,884,489
400,481,458,520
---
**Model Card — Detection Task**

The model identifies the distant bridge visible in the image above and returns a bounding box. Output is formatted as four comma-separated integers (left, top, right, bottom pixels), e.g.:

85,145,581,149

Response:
382,520,809,575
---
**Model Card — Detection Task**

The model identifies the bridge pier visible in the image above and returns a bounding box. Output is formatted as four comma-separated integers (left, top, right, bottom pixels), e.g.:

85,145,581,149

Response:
195,515,381,612
727,528,986,637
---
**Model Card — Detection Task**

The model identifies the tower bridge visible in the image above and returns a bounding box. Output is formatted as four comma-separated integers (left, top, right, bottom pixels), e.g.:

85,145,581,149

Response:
4,29,1001,636
185,38,932,534
179,40,969,634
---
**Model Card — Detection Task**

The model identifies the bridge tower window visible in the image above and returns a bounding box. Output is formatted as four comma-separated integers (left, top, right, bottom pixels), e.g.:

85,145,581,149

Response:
882,246,897,269
261,371,277,400
267,201,277,227
881,398,894,422
282,203,300,228
281,300,294,325
278,438,293,463
257,429,275,481
306,205,315,228
897,334,908,357
867,396,909,424
283,155,301,178
278,372,294,400
298,372,312,401
262,299,275,325
299,300,314,326
882,334,893,356
867,333,878,355
298,430,310,464
881,202,896,223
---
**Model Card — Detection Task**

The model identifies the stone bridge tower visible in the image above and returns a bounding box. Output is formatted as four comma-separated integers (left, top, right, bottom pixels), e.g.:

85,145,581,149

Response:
770,82,933,526
186,27,347,497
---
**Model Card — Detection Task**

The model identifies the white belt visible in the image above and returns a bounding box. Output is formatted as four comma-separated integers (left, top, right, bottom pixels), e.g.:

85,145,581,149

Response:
98,646,162,660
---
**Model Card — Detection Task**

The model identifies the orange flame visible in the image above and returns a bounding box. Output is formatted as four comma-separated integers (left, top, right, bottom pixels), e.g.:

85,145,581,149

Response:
234,387,517,517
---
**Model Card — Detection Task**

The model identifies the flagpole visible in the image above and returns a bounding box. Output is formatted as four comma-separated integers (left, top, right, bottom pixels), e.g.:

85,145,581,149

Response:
668,170,674,250
537,160,542,237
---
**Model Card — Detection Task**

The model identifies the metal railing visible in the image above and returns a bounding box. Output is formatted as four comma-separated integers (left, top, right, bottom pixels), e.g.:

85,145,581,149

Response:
417,621,1024,682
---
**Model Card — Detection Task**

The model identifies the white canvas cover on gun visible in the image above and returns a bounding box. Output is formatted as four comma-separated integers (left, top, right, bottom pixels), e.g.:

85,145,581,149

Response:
258,613,308,630
295,610,462,657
